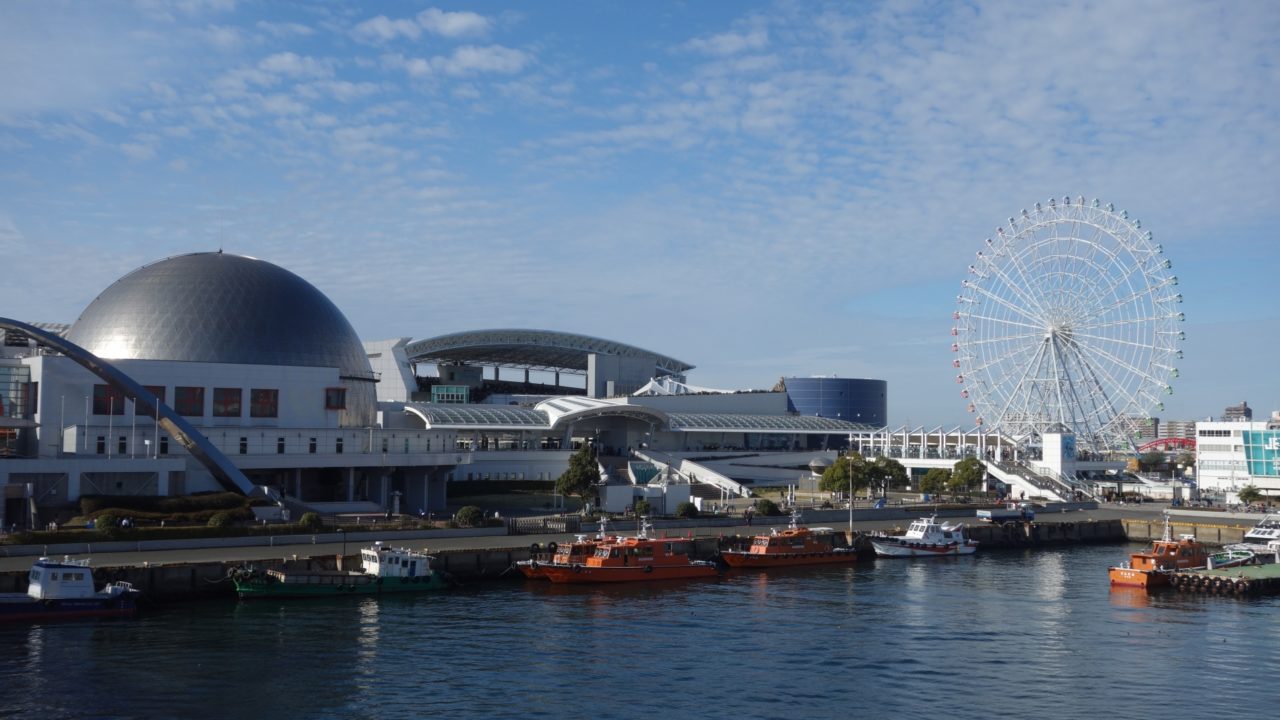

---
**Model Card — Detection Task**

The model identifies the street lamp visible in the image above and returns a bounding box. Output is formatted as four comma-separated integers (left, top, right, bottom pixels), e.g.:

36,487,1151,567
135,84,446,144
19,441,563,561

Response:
847,432,855,536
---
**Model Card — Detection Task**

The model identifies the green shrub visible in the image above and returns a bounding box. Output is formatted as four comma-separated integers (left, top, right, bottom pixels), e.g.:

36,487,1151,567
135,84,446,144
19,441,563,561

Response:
297,512,323,531
454,506,485,528
754,499,781,516
207,512,234,528
633,499,652,516
675,502,698,519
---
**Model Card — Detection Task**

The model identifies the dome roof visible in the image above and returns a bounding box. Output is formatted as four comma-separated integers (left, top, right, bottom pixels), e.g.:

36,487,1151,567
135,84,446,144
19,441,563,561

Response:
65,252,373,379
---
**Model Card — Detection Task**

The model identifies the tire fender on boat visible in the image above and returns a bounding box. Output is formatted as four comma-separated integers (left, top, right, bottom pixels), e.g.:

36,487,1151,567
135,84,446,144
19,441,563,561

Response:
644,565,653,574
547,542,558,554
530,542,541,554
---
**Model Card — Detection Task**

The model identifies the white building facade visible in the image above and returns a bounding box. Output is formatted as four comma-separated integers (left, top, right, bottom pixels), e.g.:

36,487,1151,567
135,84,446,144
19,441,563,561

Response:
1195,420,1280,503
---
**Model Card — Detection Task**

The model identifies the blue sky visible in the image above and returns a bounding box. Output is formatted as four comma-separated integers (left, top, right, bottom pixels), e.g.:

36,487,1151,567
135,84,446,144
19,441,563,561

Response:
1,0,1277,428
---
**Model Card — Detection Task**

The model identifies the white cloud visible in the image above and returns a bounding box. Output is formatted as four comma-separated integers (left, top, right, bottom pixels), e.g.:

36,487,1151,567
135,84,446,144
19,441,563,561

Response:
120,142,156,161
416,8,490,38
258,52,330,79
353,15,423,43
684,27,768,56
436,45,529,76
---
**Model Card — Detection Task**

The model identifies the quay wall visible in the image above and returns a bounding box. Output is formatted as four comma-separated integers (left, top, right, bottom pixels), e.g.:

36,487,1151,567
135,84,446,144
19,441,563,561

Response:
0,517,1125,601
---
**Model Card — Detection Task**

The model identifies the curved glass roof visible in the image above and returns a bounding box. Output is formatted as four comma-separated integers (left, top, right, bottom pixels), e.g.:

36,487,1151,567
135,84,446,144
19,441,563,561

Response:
404,401,876,435
668,414,878,433
403,329,694,376
405,404,548,428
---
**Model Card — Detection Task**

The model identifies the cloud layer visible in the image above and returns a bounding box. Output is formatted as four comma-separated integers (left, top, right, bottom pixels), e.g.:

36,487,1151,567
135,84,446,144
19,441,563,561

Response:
1,0,1277,425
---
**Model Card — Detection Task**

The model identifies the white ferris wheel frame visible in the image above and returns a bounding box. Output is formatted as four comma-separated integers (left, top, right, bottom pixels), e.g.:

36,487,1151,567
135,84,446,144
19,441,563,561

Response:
952,196,1185,451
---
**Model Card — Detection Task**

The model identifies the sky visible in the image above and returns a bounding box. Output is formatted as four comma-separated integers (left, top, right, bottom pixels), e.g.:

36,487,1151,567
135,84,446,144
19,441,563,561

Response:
1,0,1277,429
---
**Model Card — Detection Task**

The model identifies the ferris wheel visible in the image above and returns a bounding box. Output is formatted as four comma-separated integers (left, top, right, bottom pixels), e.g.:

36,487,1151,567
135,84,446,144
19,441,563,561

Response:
952,196,1185,451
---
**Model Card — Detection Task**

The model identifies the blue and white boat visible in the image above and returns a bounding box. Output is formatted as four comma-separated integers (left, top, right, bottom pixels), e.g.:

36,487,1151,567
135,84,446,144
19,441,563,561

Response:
0,557,138,623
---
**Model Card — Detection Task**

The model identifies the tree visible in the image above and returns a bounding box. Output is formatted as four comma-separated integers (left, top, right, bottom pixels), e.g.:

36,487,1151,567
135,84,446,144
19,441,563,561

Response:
675,501,698,519
951,457,984,496
867,457,908,498
1137,451,1165,472
1238,485,1264,506
454,505,485,528
555,445,601,504
920,468,951,497
820,453,870,498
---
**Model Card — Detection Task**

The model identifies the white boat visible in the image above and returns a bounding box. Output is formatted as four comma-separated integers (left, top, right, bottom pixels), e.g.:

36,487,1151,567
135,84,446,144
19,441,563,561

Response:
870,516,979,558
1243,514,1280,544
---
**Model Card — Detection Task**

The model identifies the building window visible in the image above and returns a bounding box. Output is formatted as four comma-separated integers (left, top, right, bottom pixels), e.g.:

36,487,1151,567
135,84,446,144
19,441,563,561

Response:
250,389,279,418
325,387,347,410
309,437,317,454
381,437,389,453
277,437,285,454
96,436,105,454
336,437,344,454
118,436,127,455
237,437,247,454
142,385,166,407
160,436,169,455
404,438,410,453
175,387,204,416
92,384,126,415
213,388,242,418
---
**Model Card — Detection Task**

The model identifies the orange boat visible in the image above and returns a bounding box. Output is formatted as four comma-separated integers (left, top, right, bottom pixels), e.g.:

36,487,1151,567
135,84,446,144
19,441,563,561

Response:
721,512,862,568
1108,515,1210,590
540,522,719,584
514,519,618,580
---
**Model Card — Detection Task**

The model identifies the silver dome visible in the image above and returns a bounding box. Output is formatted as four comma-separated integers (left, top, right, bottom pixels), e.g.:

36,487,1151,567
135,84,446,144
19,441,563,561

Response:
66,252,375,425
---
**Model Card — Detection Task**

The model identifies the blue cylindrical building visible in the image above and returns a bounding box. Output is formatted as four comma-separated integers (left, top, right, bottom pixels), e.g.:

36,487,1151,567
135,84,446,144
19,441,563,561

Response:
785,377,887,427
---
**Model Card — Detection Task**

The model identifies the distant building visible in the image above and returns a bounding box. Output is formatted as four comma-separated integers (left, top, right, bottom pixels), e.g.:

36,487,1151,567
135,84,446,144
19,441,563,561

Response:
1162,420,1197,440
1222,401,1252,422
1195,420,1280,502
1123,416,1159,440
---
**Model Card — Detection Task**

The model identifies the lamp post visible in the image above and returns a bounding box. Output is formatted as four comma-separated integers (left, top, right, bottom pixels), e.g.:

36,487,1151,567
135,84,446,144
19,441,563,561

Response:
847,432,855,536
338,527,348,567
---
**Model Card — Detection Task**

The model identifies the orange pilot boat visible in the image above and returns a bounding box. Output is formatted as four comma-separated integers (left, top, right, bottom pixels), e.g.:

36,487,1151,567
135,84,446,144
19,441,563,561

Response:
540,521,719,584
721,512,862,568
1108,515,1210,590
514,519,617,580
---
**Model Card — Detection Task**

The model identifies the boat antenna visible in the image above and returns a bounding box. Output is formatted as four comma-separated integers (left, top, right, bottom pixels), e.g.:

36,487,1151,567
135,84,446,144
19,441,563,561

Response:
1161,512,1172,543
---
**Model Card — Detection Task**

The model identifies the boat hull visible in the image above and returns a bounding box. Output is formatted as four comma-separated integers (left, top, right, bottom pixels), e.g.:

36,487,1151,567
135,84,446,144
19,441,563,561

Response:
0,595,137,623
541,563,719,584
871,540,978,558
234,573,448,599
721,550,863,568
513,560,548,580
1108,566,1169,589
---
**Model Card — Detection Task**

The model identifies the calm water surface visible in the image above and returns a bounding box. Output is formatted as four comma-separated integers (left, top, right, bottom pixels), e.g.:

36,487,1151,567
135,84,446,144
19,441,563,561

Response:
3,543,1277,720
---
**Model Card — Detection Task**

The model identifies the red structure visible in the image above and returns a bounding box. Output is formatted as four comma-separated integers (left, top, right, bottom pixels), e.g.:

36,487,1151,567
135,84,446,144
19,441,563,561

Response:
1136,437,1196,452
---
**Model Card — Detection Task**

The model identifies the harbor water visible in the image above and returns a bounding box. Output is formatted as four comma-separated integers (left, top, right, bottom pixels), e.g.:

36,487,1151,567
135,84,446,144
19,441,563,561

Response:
3,543,1277,720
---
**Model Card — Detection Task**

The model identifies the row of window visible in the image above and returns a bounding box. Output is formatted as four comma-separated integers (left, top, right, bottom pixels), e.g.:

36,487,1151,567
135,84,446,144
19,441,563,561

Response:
1198,429,1234,438
92,385,347,418
93,434,430,456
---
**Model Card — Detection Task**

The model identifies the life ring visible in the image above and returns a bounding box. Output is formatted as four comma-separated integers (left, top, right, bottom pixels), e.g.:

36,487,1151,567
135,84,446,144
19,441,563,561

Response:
547,542,558,554
643,565,653,574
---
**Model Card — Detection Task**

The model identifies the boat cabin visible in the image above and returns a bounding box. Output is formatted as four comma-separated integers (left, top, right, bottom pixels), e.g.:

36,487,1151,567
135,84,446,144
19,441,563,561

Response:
1128,535,1208,572
1244,515,1280,544
27,558,97,600
360,543,435,578
590,537,694,567
904,517,967,543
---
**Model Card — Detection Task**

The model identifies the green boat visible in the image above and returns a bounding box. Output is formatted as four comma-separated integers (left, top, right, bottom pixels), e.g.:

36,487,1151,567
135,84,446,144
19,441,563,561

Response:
231,542,449,599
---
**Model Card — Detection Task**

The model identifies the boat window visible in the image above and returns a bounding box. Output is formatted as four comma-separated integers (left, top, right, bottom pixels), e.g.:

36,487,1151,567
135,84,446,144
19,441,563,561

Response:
50,572,58,580
29,569,39,582
610,549,619,558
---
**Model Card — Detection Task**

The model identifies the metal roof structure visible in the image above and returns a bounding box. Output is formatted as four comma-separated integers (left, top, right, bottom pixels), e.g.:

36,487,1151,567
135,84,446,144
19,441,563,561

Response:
402,329,694,377
667,414,878,433
403,400,874,436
